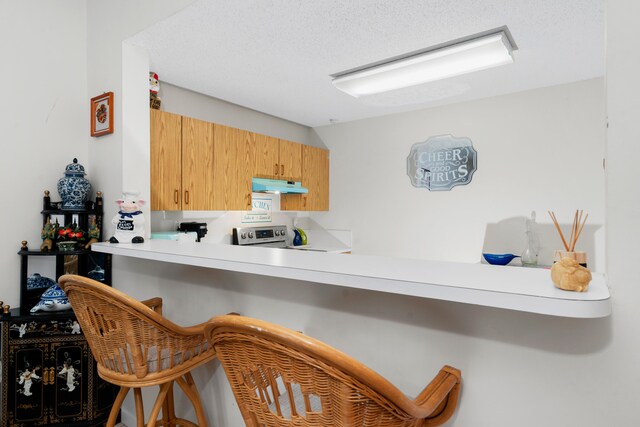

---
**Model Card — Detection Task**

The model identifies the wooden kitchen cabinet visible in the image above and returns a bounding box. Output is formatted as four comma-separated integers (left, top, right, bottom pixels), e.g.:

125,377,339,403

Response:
282,145,329,211
151,109,329,212
150,110,215,210
254,134,279,179
182,116,215,210
150,109,182,210
213,124,255,210
254,134,302,181
278,139,303,181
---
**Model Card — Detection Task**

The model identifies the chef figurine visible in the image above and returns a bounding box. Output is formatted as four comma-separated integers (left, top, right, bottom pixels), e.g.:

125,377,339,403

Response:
150,71,161,109
109,191,146,244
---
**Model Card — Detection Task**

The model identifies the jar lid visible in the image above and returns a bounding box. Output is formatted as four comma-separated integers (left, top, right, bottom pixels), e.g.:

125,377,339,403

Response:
64,158,86,176
41,283,67,299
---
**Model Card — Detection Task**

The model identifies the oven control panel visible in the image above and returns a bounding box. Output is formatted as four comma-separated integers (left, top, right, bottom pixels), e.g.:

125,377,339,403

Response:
232,225,288,246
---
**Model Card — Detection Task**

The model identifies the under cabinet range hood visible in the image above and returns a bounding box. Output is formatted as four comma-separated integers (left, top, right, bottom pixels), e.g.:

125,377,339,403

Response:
251,178,308,194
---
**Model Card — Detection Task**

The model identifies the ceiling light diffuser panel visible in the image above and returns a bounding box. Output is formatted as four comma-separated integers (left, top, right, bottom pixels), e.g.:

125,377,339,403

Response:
332,27,518,98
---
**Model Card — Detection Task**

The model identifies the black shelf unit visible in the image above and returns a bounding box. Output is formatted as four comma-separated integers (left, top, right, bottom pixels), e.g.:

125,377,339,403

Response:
18,191,111,316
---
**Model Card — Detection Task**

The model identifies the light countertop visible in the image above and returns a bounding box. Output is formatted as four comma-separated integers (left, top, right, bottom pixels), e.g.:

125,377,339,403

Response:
92,240,611,319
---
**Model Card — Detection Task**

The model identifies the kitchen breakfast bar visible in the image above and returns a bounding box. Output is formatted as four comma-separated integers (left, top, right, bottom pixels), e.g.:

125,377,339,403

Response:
92,241,611,318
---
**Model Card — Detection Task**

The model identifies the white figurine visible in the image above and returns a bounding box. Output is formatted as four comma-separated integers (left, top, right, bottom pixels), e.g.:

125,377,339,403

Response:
110,191,146,244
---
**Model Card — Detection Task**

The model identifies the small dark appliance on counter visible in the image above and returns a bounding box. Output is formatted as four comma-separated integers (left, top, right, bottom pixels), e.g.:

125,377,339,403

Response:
178,222,208,242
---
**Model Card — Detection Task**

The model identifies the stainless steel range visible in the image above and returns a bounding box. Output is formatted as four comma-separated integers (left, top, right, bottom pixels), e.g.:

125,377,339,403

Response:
232,225,289,248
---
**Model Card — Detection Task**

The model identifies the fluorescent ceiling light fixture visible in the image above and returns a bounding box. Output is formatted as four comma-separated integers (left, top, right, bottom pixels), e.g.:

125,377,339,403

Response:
331,26,518,98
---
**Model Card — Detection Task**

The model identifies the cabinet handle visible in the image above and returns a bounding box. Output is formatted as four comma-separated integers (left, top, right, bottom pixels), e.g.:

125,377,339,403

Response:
247,193,252,208
174,190,179,204
303,196,307,208
185,190,190,205
42,368,49,385
274,163,279,175
281,164,284,176
43,367,55,385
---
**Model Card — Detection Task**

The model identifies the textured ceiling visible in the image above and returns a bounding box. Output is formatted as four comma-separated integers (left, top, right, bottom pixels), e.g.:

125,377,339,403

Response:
127,0,604,127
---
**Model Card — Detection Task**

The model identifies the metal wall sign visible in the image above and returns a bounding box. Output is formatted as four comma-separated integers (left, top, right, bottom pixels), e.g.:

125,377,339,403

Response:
407,134,477,191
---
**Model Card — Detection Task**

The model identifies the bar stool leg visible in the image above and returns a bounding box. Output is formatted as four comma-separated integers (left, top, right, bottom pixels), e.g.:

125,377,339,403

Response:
175,372,208,427
107,386,130,427
134,388,145,427
147,382,172,427
162,381,176,426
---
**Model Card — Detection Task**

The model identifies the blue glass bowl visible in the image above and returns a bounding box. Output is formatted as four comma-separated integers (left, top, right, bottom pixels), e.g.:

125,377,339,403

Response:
482,253,520,266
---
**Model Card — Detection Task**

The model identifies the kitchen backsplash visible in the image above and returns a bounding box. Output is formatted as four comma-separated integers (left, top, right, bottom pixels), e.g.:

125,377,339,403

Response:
151,193,305,244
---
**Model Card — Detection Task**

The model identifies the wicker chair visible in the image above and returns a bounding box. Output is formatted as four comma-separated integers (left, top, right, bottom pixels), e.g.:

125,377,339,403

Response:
59,274,216,427
205,315,462,427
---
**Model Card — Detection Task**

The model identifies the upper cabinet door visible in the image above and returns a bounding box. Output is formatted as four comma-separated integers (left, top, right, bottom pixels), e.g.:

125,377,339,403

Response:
254,133,279,179
214,124,256,210
150,110,182,211
279,139,303,181
237,130,256,209
302,145,330,211
182,116,215,210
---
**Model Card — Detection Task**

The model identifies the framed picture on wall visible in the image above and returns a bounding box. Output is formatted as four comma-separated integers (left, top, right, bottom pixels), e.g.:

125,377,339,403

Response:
90,92,114,137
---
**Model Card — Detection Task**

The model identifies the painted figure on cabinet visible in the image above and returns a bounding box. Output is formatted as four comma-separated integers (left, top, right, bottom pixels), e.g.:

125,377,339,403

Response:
70,320,81,334
58,356,81,392
17,363,41,396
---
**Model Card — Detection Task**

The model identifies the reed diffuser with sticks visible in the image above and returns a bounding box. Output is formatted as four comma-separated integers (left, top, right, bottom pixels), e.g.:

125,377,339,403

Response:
548,210,588,266
548,210,592,292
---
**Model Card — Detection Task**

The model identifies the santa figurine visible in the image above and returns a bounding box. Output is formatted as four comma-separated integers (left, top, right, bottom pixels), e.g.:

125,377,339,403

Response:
109,191,146,244
149,71,161,110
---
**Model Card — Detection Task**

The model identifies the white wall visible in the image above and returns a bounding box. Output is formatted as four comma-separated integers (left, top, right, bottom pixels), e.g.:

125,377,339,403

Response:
312,79,606,271
0,0,88,306
86,0,195,240
605,0,640,418
158,82,318,147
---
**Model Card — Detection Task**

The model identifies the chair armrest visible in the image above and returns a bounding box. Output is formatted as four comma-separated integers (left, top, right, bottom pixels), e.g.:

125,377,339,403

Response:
412,366,461,426
140,297,163,315
181,312,241,334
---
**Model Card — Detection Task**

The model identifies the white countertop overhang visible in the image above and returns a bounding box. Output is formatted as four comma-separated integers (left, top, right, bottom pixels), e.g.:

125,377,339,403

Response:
92,241,611,318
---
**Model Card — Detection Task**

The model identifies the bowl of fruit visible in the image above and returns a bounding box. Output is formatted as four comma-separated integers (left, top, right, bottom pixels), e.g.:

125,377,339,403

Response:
56,224,85,251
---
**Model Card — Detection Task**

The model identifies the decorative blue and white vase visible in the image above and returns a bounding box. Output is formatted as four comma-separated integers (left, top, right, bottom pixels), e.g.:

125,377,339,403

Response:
57,158,92,210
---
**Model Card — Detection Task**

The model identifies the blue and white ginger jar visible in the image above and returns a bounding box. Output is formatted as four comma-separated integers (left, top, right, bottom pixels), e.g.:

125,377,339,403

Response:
30,283,71,313
57,158,92,210
27,273,56,290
